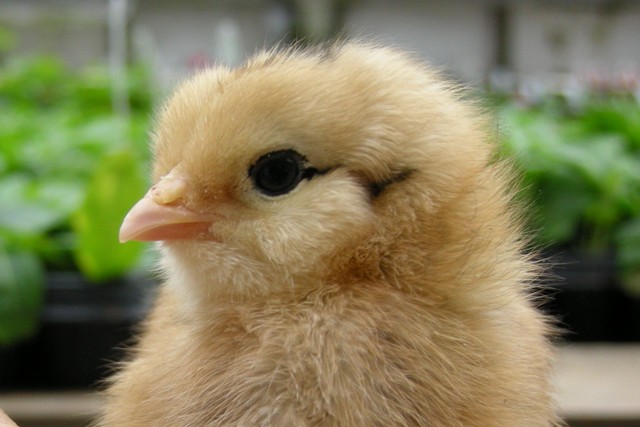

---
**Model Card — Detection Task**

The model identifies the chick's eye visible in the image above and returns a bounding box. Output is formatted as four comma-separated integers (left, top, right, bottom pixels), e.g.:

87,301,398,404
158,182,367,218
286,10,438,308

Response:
249,150,308,196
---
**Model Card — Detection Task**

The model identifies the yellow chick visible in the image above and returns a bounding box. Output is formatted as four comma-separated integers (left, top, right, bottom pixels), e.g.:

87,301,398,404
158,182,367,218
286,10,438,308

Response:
99,43,561,426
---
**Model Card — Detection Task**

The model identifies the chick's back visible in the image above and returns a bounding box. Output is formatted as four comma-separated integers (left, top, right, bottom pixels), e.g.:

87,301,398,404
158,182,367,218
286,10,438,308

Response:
99,43,561,427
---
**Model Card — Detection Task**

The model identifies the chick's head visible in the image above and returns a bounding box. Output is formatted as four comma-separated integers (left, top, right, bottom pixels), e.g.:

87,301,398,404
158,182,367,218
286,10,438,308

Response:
120,44,498,300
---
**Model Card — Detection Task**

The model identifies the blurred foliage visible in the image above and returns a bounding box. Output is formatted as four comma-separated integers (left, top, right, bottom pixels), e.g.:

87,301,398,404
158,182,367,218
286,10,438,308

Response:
0,247,43,346
497,95,640,295
0,55,153,345
73,150,146,281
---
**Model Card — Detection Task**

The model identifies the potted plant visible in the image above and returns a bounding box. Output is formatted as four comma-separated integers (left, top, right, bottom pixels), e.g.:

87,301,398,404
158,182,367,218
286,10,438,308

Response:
0,55,156,388
497,93,640,341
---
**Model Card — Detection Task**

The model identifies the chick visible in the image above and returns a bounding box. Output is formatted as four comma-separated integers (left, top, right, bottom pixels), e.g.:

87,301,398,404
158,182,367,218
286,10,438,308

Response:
100,43,561,426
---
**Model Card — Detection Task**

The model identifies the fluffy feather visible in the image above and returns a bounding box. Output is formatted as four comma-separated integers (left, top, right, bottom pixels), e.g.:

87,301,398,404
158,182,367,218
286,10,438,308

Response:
99,43,561,426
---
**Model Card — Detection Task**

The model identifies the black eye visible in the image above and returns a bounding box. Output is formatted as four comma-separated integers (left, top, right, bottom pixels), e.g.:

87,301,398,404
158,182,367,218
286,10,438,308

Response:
249,150,309,196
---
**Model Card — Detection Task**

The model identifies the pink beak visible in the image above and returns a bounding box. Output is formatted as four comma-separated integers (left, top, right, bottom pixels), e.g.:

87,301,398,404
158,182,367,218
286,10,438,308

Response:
119,169,216,243
119,196,215,242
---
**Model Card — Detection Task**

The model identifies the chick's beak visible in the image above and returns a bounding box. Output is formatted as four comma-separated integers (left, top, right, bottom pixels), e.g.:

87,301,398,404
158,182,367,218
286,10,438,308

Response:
119,171,216,243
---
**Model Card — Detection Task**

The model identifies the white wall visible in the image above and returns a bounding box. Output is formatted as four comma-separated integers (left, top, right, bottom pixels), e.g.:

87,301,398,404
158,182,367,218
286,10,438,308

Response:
0,0,108,68
132,0,290,87
345,0,496,83
511,2,640,78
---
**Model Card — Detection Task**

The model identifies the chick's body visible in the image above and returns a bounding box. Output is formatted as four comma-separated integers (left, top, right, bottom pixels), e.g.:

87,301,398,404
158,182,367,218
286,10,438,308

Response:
100,44,560,426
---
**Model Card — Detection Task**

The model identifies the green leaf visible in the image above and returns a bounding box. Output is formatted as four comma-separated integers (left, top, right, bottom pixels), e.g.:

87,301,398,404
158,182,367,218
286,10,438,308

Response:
531,176,593,245
0,175,70,234
581,100,640,151
0,246,44,346
72,149,147,282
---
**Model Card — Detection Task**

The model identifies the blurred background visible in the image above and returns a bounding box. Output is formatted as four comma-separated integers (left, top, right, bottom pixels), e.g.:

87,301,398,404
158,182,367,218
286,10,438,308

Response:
0,0,639,426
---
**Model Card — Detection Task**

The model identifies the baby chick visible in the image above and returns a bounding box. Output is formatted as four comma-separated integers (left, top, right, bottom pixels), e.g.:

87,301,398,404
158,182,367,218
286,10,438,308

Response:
100,43,561,426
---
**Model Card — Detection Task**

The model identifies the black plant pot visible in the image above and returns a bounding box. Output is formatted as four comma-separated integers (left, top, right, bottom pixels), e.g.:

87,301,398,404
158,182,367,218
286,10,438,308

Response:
541,250,628,342
616,290,640,342
33,272,155,389
0,343,21,388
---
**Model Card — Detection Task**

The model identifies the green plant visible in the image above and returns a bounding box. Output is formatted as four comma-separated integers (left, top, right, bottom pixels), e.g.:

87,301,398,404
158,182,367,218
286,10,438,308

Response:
73,150,147,281
0,245,43,346
498,95,640,294
0,56,153,345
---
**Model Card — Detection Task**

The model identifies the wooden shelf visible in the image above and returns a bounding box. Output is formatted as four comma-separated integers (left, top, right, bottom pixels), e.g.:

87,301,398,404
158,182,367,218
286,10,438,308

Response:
555,343,640,422
0,391,102,427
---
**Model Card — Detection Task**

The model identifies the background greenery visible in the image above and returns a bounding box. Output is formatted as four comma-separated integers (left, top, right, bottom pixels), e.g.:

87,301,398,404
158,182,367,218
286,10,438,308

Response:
0,57,153,345
498,94,640,295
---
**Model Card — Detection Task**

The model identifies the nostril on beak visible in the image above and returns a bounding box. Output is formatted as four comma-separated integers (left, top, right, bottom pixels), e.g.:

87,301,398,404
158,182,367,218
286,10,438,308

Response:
150,172,189,206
